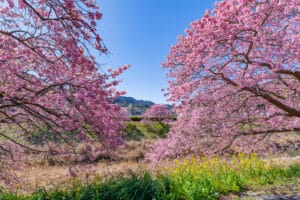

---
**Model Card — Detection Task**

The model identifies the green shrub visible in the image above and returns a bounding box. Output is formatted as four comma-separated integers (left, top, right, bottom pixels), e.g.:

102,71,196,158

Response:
130,116,141,121
96,172,169,200
286,162,300,178
144,123,170,138
123,123,143,141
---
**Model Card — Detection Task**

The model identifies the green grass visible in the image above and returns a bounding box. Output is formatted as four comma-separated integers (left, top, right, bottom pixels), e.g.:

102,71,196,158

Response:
1,155,299,200
123,121,170,140
0,173,170,200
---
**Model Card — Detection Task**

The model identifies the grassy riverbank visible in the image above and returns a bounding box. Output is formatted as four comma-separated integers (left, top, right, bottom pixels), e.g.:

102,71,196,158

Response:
1,154,299,200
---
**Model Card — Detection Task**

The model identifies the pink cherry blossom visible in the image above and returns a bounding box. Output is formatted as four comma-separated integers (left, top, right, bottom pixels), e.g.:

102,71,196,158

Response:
148,0,300,162
142,104,174,124
0,0,128,181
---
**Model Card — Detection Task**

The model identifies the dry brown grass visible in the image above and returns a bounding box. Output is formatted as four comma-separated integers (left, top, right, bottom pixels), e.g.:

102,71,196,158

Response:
268,155,300,166
10,161,149,194
116,139,153,162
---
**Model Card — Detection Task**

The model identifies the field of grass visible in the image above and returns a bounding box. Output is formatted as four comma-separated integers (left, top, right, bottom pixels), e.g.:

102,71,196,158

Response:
1,154,299,200
1,122,300,199
123,121,170,140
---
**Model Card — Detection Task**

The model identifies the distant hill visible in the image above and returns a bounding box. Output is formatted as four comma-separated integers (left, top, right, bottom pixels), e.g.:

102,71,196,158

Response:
114,96,155,116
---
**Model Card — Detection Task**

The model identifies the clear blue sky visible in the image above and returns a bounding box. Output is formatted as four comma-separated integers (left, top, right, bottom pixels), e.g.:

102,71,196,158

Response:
97,0,216,104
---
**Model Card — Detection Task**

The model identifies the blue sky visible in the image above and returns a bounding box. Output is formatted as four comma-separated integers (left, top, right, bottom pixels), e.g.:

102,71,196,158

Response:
97,0,216,104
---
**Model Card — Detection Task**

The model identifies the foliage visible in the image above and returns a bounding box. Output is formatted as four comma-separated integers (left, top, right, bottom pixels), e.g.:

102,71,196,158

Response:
286,162,300,177
123,123,143,141
0,0,129,181
1,155,300,200
130,116,142,121
151,0,300,161
144,123,170,138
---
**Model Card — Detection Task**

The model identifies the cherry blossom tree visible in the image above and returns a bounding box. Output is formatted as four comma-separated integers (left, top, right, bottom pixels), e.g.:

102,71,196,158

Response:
119,107,131,122
149,0,300,161
0,0,128,180
141,104,174,124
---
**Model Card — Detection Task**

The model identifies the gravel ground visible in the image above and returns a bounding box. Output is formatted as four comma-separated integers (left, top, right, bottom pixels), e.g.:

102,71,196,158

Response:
238,178,300,200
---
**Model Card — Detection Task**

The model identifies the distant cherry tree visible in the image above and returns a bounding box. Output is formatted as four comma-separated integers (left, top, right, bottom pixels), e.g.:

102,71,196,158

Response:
119,107,131,122
0,0,128,181
149,0,300,162
142,104,174,124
